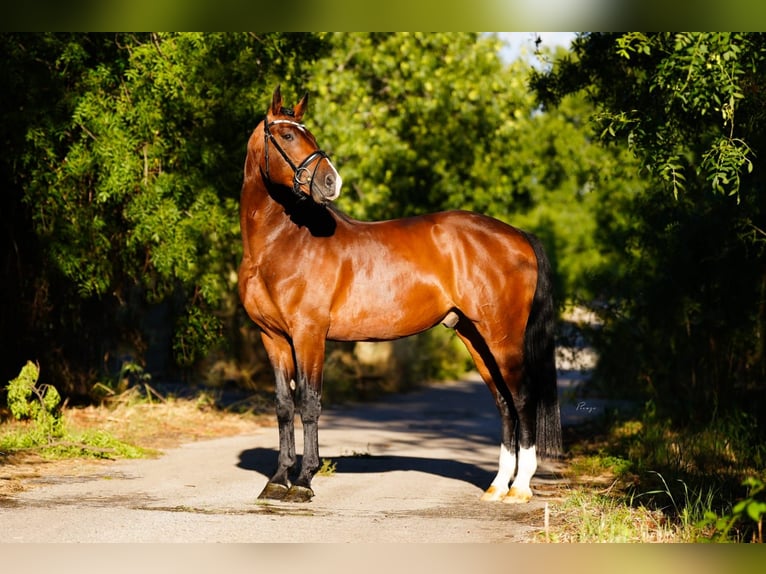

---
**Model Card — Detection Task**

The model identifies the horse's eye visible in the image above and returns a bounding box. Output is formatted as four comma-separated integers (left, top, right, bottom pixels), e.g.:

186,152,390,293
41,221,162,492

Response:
282,132,294,141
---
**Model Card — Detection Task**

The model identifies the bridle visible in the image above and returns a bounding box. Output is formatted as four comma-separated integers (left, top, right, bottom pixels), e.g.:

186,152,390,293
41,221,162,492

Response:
263,118,331,202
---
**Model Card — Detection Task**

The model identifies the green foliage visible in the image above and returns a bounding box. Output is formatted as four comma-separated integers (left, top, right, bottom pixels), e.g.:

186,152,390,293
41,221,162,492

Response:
6,361,63,442
28,32,322,307
2,361,146,459
173,305,223,368
702,476,766,542
534,33,765,200
533,32,766,435
736,477,766,526
1,33,329,393
309,33,527,219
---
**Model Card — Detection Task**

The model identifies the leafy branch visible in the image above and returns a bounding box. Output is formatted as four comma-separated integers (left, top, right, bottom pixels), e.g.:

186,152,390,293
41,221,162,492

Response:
6,360,63,443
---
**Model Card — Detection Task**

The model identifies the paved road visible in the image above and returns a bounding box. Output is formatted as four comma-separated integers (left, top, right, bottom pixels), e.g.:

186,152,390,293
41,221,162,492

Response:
0,362,603,543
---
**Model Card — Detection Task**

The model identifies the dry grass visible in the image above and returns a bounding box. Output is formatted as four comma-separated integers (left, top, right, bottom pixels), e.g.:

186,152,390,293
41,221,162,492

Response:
0,392,272,497
63,395,272,451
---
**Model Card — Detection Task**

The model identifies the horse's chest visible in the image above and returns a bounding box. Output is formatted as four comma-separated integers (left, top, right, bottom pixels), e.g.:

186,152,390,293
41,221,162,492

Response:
241,265,286,329
244,262,318,333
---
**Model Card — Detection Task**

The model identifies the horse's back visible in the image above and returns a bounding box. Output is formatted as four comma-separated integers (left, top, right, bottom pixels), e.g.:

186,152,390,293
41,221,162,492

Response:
362,210,538,281
341,209,534,259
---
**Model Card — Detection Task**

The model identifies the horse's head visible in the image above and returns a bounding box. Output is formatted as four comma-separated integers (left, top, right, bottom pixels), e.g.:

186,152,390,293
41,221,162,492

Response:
258,85,342,205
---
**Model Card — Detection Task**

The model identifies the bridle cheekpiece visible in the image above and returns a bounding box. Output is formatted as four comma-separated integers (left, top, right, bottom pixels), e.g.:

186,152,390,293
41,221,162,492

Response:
263,118,330,202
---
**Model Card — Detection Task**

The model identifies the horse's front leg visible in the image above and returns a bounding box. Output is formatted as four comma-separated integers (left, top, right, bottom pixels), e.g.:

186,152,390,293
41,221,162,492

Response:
258,333,297,501
283,335,326,503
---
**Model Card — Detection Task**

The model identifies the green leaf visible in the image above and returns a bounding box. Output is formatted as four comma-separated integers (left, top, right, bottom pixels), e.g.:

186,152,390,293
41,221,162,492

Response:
746,501,766,523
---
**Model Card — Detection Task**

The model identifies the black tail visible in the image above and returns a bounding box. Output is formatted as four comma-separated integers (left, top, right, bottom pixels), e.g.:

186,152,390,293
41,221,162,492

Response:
522,232,563,459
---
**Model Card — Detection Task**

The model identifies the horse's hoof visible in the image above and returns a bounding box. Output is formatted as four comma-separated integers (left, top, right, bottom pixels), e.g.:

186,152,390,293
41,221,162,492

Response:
283,485,314,503
258,482,290,501
480,485,508,502
502,486,533,504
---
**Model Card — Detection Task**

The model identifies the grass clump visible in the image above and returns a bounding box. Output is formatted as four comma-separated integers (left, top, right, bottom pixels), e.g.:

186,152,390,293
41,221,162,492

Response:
547,488,673,543
546,453,723,542
552,399,766,543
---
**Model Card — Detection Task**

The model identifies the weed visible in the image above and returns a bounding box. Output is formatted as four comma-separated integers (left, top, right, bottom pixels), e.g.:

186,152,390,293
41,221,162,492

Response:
638,471,721,539
317,458,337,476
5,361,64,445
92,360,163,407
701,476,766,542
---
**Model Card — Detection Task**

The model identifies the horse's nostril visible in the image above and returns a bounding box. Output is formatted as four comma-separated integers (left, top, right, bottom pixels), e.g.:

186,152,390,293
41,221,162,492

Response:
325,174,335,188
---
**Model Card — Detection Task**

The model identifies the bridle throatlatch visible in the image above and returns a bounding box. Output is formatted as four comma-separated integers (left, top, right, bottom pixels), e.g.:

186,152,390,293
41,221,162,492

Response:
263,119,331,202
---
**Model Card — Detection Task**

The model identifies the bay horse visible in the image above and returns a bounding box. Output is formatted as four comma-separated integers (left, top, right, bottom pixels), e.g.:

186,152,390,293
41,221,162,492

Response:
238,86,562,504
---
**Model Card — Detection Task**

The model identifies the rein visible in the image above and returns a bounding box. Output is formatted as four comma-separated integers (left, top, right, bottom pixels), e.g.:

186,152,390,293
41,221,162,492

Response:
263,119,330,202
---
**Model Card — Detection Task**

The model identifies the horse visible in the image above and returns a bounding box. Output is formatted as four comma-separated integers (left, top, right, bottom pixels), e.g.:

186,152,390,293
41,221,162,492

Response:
238,86,562,504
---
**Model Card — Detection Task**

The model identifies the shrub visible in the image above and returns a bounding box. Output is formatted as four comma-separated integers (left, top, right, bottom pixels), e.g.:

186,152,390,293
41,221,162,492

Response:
6,360,64,443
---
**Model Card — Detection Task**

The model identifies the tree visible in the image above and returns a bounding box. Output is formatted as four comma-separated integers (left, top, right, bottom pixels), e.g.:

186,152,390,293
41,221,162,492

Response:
306,33,643,298
1,33,328,395
532,33,766,427
306,33,532,220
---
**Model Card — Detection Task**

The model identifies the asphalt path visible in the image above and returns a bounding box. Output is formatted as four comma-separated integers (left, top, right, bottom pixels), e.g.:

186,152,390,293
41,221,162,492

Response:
0,358,604,543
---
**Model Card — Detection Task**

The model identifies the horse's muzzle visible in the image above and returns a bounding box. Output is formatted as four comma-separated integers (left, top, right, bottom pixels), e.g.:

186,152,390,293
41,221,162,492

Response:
309,158,342,204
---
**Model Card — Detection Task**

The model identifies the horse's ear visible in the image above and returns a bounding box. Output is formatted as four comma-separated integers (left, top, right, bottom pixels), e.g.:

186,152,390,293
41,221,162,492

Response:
293,92,309,121
270,85,283,116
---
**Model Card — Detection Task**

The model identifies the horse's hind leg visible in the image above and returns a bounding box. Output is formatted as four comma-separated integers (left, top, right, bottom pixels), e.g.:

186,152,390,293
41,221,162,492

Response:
456,315,540,504
455,323,521,502
258,332,297,501
503,375,538,504
480,391,517,502
483,358,538,504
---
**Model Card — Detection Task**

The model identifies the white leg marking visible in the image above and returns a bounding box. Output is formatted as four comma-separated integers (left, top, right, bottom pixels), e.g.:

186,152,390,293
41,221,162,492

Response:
504,445,537,504
481,443,516,501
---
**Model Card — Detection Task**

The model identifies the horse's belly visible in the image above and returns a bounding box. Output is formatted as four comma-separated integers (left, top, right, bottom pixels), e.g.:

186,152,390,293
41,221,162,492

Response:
327,304,446,342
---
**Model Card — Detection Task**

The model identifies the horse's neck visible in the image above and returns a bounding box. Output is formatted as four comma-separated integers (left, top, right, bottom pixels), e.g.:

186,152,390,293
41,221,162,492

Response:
242,175,284,226
240,179,285,261
244,176,342,243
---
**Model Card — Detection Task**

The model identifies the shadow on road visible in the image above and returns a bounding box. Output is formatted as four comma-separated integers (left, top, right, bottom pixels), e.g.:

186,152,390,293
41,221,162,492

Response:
237,447,496,490
236,378,506,489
